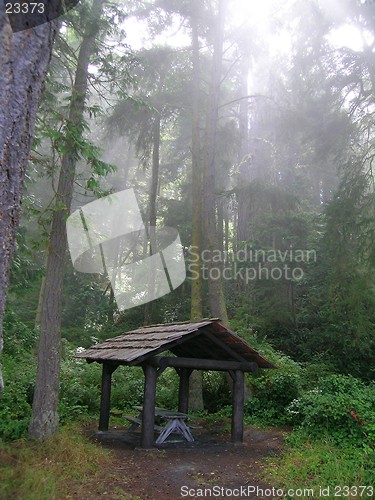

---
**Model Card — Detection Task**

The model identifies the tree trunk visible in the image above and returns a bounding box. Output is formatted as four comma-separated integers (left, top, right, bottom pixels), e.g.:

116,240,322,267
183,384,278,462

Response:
144,113,161,325
188,4,204,411
28,0,104,439
236,57,251,243
217,199,224,253
224,208,229,260
0,12,56,392
202,0,228,324
190,6,203,323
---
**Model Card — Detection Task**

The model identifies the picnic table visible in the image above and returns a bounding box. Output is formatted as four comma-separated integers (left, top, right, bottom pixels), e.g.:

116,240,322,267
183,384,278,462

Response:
124,406,196,444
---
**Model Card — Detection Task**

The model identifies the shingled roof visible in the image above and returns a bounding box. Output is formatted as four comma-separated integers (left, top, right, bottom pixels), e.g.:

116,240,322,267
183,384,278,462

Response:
76,319,275,368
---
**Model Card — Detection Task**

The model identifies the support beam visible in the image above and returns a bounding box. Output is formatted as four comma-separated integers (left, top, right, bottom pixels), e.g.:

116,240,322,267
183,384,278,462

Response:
156,366,167,378
147,356,258,373
231,369,244,444
203,331,245,362
177,368,192,413
141,364,157,448
98,363,118,431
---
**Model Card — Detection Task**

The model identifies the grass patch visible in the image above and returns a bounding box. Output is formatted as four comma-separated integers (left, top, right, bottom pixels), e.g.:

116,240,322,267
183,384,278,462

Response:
263,435,375,497
0,424,111,499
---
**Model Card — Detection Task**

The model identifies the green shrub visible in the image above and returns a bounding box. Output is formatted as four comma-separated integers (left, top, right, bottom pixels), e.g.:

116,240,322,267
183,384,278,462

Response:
286,374,375,449
58,356,99,424
245,371,302,424
230,332,304,425
0,310,38,439
111,366,145,411
299,357,338,388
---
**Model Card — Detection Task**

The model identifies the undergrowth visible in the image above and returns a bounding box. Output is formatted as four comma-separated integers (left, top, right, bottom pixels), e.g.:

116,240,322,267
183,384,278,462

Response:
263,435,375,497
0,424,111,500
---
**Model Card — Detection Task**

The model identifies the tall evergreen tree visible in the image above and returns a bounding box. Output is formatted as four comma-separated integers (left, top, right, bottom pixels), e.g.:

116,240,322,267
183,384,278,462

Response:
29,0,107,439
0,11,56,392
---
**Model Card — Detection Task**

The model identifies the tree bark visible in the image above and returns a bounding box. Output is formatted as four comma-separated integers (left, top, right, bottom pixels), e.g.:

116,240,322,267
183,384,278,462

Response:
0,11,56,392
28,0,104,439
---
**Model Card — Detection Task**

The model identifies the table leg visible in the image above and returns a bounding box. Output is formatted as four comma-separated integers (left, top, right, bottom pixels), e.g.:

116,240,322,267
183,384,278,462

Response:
156,418,194,444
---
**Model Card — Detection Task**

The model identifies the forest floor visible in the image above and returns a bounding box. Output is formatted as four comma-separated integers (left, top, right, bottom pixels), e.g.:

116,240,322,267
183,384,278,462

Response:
69,420,288,500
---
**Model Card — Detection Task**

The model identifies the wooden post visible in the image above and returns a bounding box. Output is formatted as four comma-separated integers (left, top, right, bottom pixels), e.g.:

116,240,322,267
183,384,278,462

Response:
141,364,157,448
177,368,192,414
231,369,244,443
99,363,116,431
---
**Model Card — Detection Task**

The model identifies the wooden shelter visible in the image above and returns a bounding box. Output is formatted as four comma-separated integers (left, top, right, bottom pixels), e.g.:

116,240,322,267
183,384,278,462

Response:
76,319,274,448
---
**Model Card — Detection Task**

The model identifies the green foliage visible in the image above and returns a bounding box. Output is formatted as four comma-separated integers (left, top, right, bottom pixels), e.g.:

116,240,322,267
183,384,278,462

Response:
6,230,44,330
297,239,375,380
202,371,231,413
7,228,40,291
298,357,338,387
111,366,145,411
225,212,323,362
2,308,38,357
0,354,35,441
286,374,375,450
61,264,114,345
155,369,179,409
58,345,101,423
293,161,375,380
37,115,117,198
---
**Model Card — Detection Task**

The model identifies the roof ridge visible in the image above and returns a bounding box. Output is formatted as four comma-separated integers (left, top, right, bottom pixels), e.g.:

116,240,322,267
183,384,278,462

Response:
136,318,221,329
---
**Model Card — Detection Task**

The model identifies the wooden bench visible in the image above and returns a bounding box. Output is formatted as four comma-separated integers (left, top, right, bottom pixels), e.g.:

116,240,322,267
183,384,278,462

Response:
124,415,163,433
187,423,202,429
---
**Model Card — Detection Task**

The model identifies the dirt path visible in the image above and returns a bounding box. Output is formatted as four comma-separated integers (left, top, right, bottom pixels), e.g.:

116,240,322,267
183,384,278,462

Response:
71,422,287,500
